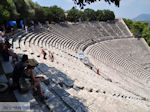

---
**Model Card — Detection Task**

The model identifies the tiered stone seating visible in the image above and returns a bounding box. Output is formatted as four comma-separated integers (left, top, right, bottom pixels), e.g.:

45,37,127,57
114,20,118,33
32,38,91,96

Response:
108,21,124,36
84,40,150,85
101,38,150,71
100,22,117,36
11,19,150,112
14,37,150,112
116,19,132,36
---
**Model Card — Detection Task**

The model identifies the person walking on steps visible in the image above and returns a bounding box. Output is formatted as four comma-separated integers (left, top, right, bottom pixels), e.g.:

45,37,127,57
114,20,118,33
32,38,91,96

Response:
41,49,47,59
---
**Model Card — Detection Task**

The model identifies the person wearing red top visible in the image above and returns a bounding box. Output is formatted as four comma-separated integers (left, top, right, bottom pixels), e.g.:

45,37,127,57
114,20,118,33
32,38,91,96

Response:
41,49,47,59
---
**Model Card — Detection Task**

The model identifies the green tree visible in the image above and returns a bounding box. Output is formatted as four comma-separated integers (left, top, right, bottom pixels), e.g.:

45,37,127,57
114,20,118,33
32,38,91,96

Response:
131,21,148,37
0,0,19,24
40,7,53,22
73,0,120,9
34,6,45,23
79,11,86,21
123,18,133,29
102,10,115,21
13,0,36,24
67,8,80,22
142,26,150,45
84,8,96,21
96,10,103,21
49,6,65,23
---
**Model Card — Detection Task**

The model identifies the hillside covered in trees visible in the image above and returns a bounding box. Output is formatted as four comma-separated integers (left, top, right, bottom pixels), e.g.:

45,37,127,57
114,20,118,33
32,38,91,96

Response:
0,0,115,25
1,0,150,46
123,18,150,45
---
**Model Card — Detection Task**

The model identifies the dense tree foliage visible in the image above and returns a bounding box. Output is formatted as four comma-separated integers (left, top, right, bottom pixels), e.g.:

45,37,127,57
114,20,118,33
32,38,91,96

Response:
96,10,103,21
84,8,96,21
123,18,133,29
49,6,65,23
67,8,80,22
66,8,115,22
73,0,120,9
142,26,150,45
123,18,150,45
0,0,18,24
102,10,115,21
131,21,148,37
0,0,115,24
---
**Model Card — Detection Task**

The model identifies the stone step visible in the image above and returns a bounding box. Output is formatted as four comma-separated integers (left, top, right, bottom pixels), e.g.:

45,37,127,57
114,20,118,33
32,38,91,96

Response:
13,90,43,112
40,82,72,112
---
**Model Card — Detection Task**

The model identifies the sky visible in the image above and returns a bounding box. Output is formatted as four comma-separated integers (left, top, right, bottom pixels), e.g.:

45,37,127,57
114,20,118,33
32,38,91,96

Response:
32,0,150,19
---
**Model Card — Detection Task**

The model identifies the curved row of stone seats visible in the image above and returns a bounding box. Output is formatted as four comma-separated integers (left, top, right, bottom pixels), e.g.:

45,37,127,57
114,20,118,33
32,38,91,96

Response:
101,38,150,71
107,21,124,36
48,24,89,51
20,39,147,100
12,27,142,87
116,19,132,36
50,23,92,41
23,38,150,99
47,20,133,51
83,22,102,38
92,22,109,37
13,39,88,111
17,43,92,111
50,22,104,44
50,19,131,40
13,19,132,54
31,29,81,55
13,33,150,112
84,41,150,85
17,53,85,112
24,27,72,50
100,22,117,36
31,31,78,54
16,25,134,61
14,27,76,57
17,30,79,63
12,26,38,49
20,33,35,50
19,39,150,105
33,66,88,112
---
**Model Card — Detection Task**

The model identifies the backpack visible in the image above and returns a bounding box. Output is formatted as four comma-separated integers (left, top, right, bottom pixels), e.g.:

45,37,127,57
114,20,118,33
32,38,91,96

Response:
19,77,31,93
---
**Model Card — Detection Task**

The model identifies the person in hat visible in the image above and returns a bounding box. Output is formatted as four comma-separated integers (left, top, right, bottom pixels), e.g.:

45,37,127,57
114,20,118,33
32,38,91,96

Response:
25,64,48,99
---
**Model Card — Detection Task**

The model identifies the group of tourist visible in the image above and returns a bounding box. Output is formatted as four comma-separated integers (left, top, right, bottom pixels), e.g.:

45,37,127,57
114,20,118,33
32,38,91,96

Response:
0,24,50,100
13,54,48,99
41,49,54,62
0,27,19,62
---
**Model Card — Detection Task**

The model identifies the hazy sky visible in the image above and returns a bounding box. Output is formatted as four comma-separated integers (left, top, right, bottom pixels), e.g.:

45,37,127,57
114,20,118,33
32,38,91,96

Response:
32,0,150,19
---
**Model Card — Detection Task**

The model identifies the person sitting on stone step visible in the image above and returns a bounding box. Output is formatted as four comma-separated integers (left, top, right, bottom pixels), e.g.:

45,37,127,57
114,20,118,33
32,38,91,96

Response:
25,65,48,100
2,43,19,62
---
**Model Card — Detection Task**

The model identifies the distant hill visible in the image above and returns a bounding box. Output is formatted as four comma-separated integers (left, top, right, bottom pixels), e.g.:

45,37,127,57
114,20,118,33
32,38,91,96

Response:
133,14,150,21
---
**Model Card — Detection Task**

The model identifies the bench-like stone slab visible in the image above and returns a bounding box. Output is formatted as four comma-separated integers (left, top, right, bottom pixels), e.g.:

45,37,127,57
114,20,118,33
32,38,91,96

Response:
13,90,42,112
40,82,71,112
